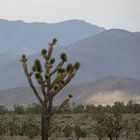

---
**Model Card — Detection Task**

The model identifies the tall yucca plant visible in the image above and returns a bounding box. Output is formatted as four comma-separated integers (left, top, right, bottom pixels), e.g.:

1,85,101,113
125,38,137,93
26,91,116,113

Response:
20,38,80,140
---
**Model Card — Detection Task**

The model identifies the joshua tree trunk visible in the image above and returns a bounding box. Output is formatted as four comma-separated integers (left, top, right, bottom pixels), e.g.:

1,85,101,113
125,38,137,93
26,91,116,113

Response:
109,136,113,140
41,99,53,140
20,38,80,140
76,136,79,140
116,136,119,140
41,106,49,140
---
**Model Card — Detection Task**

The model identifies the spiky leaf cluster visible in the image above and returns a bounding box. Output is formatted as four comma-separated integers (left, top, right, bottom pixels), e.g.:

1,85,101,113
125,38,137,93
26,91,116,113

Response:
66,64,74,73
35,72,42,80
51,68,67,90
58,68,66,74
52,38,57,45
74,62,80,70
53,84,59,91
33,59,42,73
21,54,27,63
41,48,47,56
49,38,57,46
32,65,36,72
60,80,65,85
60,53,67,62
50,58,55,65
22,54,26,59
45,74,49,80
68,94,73,98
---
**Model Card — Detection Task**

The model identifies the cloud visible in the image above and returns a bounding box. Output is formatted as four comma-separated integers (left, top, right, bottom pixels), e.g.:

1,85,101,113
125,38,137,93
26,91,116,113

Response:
33,0,54,5
0,0,140,31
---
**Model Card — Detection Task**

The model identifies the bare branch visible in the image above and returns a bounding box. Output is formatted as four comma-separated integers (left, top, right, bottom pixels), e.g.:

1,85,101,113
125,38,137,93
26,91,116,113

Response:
47,76,51,92
47,46,53,60
47,97,53,120
41,83,46,96
50,61,64,76
46,38,57,60
21,61,43,105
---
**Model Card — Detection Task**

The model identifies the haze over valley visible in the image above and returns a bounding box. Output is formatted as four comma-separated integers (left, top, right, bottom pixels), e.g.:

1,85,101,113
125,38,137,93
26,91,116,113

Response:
0,19,140,106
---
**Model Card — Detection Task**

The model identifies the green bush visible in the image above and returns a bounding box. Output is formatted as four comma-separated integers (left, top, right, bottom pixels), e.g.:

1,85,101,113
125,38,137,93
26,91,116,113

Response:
63,124,73,137
22,118,40,139
0,105,8,114
13,104,24,114
0,122,6,136
25,103,42,114
74,124,88,140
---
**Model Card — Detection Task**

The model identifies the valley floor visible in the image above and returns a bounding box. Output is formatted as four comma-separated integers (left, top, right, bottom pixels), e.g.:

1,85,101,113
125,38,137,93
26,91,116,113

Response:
0,136,138,140
0,113,140,140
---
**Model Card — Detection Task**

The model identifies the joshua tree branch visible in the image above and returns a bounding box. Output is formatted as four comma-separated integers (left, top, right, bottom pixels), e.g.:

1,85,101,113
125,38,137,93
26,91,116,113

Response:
21,62,43,105
41,83,46,96
47,46,53,60
48,72,75,99
50,61,64,76
59,95,72,112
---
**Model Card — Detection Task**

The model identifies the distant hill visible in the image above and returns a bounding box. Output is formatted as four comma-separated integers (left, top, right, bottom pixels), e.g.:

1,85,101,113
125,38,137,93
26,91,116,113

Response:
0,19,105,54
63,29,140,82
0,29,140,90
0,76,140,107
0,53,18,66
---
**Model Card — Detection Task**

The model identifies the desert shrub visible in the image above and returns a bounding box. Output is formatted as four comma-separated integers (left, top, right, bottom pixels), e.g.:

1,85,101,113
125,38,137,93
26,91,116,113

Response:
25,103,42,114
50,121,63,137
0,122,6,136
94,124,106,140
133,103,140,114
7,115,21,136
22,118,40,139
0,105,8,114
112,102,125,117
134,120,140,140
63,124,73,137
72,105,85,113
74,124,88,140
13,104,24,114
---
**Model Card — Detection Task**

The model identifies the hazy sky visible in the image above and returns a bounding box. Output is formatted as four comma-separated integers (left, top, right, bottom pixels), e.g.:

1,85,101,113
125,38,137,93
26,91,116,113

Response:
0,0,140,31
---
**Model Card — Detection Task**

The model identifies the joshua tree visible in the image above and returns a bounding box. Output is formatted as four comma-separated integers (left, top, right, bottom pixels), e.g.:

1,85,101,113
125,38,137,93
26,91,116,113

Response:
59,94,73,113
20,38,80,140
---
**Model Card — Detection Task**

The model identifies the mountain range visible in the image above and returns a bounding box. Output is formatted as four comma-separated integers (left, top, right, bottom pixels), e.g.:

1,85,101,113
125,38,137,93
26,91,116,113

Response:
0,19,140,106
0,76,140,107
0,28,140,90
0,19,105,54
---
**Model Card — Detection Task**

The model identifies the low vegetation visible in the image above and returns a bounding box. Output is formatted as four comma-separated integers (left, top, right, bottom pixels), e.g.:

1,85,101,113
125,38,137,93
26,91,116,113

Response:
0,101,140,140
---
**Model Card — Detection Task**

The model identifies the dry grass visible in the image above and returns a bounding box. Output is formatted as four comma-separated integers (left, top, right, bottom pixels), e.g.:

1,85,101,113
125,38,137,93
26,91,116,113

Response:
0,136,137,140
0,113,139,140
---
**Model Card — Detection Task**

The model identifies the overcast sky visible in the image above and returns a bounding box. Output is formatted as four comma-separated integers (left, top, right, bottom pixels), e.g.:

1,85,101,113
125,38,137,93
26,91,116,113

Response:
0,0,140,31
